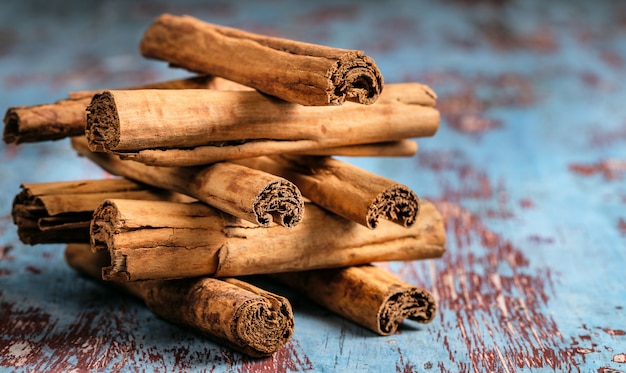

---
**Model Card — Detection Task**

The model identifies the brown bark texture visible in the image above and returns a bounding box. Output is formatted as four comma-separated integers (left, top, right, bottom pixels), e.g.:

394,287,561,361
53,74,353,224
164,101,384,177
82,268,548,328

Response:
84,83,438,166
88,198,445,281
140,14,383,106
274,264,436,335
234,155,420,229
11,179,175,244
2,75,239,144
64,243,294,357
72,136,304,228
290,140,417,157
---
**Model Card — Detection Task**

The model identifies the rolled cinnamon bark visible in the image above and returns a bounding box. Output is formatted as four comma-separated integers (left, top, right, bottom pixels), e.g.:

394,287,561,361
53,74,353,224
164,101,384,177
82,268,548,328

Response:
71,137,304,228
234,155,419,229
3,75,241,144
274,265,436,336
89,198,445,281
11,179,177,244
85,84,439,166
140,14,383,106
124,138,420,167
64,243,294,357
292,140,418,157
67,75,252,100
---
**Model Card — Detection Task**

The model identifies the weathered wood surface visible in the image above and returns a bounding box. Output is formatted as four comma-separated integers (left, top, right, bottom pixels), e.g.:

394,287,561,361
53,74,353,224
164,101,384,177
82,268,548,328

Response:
1,1,625,372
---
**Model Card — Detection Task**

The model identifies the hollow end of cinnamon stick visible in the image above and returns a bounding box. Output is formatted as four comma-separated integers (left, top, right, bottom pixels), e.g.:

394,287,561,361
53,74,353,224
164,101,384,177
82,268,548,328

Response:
217,279,295,356
86,91,120,152
64,244,294,357
332,52,383,105
377,286,436,335
253,179,304,228
366,185,420,229
274,265,437,336
139,14,383,106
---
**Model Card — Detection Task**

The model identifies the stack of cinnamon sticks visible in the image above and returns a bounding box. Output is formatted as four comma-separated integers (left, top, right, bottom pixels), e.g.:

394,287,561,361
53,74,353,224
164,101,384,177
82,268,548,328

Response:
4,14,446,358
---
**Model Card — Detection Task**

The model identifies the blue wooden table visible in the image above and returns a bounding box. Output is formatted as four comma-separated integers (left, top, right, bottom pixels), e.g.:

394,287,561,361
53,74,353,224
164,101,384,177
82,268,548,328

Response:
1,1,625,372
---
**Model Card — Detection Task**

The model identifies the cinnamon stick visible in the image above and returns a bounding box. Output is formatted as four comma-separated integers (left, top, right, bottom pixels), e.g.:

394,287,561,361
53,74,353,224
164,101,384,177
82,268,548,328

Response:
274,265,436,336
140,14,383,106
67,75,252,100
64,243,294,357
3,74,400,158
125,138,421,167
85,84,439,166
89,198,445,281
71,137,303,228
3,75,240,144
12,179,177,244
234,155,419,229
292,139,417,157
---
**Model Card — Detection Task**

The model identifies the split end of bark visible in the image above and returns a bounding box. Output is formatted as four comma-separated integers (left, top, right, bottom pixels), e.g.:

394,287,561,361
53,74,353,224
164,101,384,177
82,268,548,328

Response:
85,91,120,152
367,185,420,229
378,286,436,336
90,200,119,253
2,106,74,144
332,52,383,105
254,180,304,228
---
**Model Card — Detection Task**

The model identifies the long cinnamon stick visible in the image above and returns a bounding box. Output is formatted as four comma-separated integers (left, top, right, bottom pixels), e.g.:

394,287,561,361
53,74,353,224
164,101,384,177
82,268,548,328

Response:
12,179,177,244
3,77,403,158
89,198,445,281
293,139,418,157
85,84,439,166
67,75,252,100
234,155,419,229
274,265,436,336
71,137,303,228
2,75,242,144
125,138,420,167
140,14,383,106
65,243,294,357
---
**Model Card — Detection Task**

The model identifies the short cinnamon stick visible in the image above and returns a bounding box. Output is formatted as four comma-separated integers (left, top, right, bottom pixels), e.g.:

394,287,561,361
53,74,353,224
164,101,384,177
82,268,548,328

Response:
274,265,436,336
71,137,303,228
3,75,239,144
234,155,419,229
140,14,383,106
85,84,439,166
64,243,294,357
89,198,445,281
11,179,176,244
